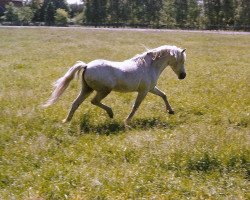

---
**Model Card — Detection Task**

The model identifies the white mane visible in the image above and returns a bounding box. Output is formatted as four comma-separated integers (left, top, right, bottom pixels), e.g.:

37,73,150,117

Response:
130,45,184,64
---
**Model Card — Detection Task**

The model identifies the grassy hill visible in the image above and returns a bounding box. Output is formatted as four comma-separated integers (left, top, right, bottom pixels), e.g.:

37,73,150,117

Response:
0,27,249,199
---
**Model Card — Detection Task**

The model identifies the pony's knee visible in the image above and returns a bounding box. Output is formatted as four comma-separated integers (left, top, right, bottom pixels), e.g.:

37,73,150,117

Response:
162,93,167,100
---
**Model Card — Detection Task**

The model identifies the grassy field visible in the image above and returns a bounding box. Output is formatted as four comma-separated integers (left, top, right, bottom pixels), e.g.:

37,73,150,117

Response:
0,27,249,199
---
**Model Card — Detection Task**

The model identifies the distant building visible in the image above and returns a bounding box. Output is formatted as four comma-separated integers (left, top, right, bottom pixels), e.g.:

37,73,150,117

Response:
0,0,23,14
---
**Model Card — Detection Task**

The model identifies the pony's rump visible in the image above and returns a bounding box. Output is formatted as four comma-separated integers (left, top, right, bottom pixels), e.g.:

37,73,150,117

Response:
43,61,87,107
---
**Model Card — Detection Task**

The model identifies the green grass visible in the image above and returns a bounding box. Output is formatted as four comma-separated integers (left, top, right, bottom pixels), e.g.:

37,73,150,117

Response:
0,27,249,199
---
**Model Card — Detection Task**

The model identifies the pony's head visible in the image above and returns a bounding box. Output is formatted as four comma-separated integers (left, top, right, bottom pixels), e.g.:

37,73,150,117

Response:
134,45,187,80
168,48,187,80
145,46,187,80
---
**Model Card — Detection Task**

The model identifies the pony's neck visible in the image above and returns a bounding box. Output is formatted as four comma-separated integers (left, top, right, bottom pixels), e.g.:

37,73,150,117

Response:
152,56,169,78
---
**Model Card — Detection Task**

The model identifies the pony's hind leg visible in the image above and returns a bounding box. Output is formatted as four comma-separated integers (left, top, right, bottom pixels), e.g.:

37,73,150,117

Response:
62,86,93,123
91,91,113,118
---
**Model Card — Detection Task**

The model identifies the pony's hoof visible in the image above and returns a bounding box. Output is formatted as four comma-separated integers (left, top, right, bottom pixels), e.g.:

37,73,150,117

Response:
62,119,68,123
168,110,175,115
125,124,132,130
124,120,132,130
108,112,114,119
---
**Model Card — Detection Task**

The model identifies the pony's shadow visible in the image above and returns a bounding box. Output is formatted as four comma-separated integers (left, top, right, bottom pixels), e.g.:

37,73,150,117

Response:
79,114,169,135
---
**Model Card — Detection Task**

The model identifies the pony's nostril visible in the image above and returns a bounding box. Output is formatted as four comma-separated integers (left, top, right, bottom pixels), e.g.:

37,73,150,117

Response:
179,72,186,79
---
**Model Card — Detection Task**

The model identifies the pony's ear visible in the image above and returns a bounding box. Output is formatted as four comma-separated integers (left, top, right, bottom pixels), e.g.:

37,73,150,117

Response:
181,49,186,54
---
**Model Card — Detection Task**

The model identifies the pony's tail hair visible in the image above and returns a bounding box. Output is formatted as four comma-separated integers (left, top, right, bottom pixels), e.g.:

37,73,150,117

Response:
42,61,87,108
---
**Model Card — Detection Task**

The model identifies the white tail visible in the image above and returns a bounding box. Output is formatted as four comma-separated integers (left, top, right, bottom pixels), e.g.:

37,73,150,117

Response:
43,61,87,107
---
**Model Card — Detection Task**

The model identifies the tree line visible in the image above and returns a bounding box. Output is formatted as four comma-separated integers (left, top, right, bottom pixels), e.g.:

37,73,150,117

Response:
1,0,249,30
84,0,249,30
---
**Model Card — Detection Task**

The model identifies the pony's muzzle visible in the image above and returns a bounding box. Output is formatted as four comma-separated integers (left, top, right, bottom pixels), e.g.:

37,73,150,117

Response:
178,72,186,80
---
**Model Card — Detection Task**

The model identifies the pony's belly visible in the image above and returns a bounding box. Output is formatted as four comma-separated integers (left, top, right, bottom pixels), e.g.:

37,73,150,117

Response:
113,84,138,92
85,78,139,92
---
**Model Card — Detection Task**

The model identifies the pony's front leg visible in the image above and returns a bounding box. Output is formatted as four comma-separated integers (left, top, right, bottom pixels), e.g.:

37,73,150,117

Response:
125,91,148,126
149,87,174,114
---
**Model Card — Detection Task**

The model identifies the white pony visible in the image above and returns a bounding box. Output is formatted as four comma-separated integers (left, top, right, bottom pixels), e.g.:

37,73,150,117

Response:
43,45,186,125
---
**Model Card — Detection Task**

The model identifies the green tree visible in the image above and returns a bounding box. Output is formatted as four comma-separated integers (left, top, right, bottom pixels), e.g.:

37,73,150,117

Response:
85,0,107,25
186,0,201,28
234,0,250,29
18,6,34,25
84,0,91,23
174,0,188,28
44,1,56,25
108,0,118,23
160,0,176,28
127,0,162,25
4,2,19,23
41,0,69,22
130,0,147,24
145,0,163,26
108,0,121,24
221,0,234,27
28,0,43,22
204,0,223,29
55,8,69,26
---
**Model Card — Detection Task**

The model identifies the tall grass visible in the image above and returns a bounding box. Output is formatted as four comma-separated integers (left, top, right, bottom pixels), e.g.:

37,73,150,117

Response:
0,27,249,199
